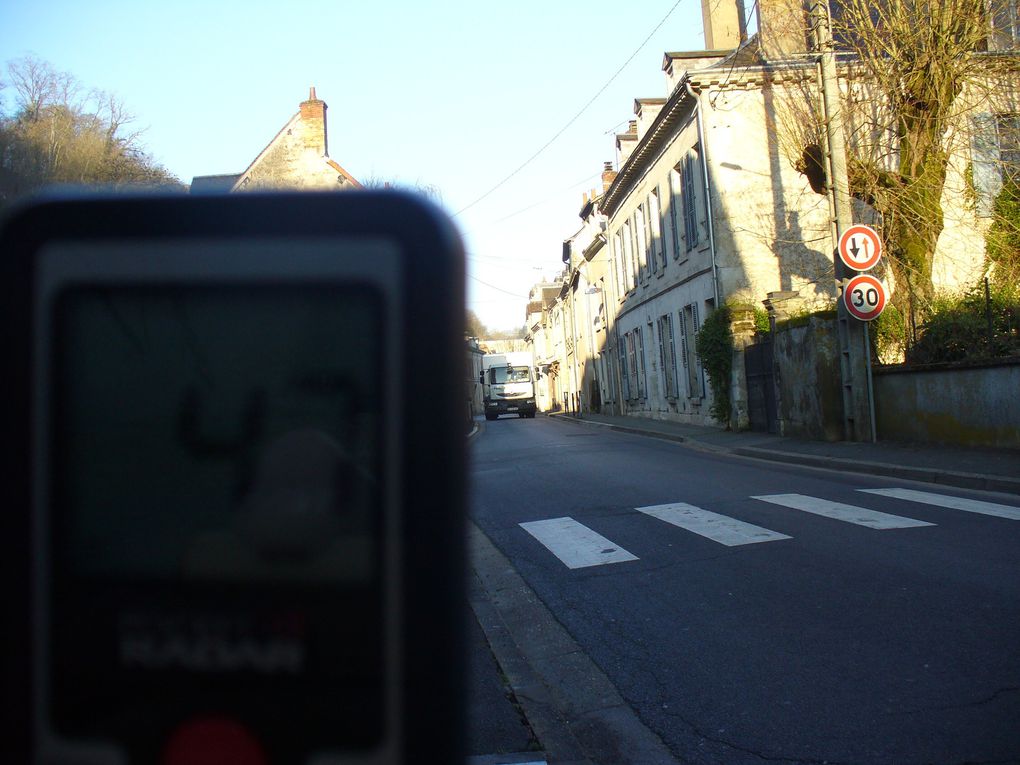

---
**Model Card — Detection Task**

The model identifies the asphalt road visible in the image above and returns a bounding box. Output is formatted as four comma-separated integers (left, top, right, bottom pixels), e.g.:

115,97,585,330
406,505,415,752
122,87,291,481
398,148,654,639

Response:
470,415,1020,765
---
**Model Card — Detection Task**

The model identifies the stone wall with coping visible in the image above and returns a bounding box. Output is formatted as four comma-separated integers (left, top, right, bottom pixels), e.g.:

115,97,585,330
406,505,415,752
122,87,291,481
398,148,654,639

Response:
873,359,1020,448
772,314,844,440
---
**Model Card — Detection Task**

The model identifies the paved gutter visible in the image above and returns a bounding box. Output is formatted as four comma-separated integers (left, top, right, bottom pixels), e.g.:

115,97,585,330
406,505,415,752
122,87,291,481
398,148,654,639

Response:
468,522,681,765
548,413,1020,497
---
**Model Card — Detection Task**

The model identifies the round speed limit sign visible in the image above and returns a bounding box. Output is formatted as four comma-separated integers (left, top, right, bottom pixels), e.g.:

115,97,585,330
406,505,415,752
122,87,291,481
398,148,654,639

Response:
843,274,888,321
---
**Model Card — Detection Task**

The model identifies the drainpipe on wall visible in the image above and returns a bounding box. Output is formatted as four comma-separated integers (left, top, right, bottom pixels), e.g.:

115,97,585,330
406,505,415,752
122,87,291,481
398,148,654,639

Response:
582,266,600,413
685,81,720,308
570,275,582,417
603,252,622,416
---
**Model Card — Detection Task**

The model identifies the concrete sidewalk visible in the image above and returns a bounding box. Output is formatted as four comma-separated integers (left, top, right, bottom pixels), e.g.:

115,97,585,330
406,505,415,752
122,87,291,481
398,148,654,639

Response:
548,411,1020,496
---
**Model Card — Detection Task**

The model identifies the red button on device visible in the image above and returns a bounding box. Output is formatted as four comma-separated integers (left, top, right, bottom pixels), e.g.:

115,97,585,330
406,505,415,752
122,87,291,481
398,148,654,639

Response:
163,717,268,765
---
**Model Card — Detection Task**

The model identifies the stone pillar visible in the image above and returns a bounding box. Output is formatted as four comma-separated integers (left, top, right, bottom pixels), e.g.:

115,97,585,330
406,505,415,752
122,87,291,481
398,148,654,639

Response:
763,290,800,329
728,304,758,431
763,291,800,435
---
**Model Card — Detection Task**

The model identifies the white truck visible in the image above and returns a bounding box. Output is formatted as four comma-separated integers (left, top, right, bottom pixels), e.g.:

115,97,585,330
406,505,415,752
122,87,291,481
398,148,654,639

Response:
480,352,537,420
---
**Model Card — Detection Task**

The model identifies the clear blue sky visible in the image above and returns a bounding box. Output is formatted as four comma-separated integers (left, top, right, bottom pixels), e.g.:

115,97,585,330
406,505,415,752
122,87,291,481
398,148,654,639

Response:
1,0,724,330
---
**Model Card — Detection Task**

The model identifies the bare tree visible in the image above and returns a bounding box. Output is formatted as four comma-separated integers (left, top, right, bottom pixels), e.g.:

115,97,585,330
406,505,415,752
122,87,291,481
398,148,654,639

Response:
766,0,1020,316
466,309,488,338
360,175,445,205
0,55,180,206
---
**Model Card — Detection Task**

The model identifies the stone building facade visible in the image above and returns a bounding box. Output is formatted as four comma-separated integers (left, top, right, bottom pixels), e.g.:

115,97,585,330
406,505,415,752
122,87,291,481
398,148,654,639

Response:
191,88,361,192
529,0,1018,432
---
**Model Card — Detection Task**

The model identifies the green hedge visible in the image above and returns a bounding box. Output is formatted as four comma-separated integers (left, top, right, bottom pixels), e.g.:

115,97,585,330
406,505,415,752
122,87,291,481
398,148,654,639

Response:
908,282,1020,364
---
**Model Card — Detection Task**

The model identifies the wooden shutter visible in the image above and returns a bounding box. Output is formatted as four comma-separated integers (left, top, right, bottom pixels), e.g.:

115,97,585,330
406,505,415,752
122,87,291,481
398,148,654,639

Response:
683,154,699,248
678,309,690,397
691,302,704,398
665,314,679,398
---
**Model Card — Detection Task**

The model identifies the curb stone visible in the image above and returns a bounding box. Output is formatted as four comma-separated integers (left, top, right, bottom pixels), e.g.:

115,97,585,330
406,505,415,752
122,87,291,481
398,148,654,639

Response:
468,522,681,765
730,446,1020,495
546,413,1020,497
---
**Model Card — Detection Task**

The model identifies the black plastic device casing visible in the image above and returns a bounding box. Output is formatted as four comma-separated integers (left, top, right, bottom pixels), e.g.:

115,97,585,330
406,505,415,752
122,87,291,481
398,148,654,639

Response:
0,190,466,764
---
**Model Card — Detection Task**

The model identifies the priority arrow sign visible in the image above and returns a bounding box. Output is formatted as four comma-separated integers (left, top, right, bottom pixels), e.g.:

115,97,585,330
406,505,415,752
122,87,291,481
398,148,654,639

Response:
838,224,882,272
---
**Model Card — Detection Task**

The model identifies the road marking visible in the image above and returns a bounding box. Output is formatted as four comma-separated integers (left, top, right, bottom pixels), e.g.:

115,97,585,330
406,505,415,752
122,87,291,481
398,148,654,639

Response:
859,488,1020,521
752,493,935,529
635,503,791,546
519,517,638,569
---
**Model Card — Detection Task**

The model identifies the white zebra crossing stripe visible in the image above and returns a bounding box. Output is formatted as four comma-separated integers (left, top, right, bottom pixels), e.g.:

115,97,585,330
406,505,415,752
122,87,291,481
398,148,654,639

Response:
636,503,792,546
858,488,1020,521
519,517,638,569
752,493,935,529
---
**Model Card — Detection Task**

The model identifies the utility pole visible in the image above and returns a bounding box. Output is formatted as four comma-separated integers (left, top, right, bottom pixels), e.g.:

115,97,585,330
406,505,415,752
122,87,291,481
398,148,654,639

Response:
811,1,876,442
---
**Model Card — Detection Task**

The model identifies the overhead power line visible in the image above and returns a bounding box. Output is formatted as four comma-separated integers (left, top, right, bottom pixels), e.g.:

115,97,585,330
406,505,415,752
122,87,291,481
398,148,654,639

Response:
453,0,688,217
485,171,602,226
469,273,529,299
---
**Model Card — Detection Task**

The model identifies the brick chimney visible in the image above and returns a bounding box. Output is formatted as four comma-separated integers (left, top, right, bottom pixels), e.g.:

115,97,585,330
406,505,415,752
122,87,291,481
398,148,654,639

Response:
299,86,328,157
701,0,747,49
601,161,617,193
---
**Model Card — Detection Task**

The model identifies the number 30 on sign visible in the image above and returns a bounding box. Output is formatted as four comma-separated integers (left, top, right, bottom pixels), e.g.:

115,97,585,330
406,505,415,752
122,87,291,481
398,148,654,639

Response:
843,274,888,321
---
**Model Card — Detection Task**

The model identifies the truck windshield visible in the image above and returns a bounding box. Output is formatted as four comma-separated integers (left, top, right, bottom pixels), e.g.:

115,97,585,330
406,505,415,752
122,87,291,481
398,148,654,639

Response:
491,367,531,384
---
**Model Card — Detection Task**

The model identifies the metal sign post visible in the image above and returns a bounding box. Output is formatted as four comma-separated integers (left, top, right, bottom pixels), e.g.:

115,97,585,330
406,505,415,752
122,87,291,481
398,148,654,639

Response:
812,1,877,443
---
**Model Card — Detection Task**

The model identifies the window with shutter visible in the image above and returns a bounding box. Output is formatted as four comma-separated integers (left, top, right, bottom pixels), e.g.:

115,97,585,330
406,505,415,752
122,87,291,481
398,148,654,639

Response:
678,309,690,396
626,332,638,400
669,168,683,259
636,327,647,399
622,222,635,291
683,152,700,249
635,206,648,281
618,336,630,401
971,113,1002,218
664,313,679,398
691,302,704,398
682,304,701,398
998,114,1020,183
649,188,664,273
990,0,1019,49
657,317,668,398
613,232,625,300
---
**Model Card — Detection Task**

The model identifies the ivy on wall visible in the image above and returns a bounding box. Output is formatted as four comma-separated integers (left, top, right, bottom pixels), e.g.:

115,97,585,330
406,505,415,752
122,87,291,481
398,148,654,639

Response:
695,305,734,426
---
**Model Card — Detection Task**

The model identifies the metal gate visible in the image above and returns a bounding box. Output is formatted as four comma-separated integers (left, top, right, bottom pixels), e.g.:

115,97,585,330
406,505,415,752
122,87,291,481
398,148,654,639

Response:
745,339,778,434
